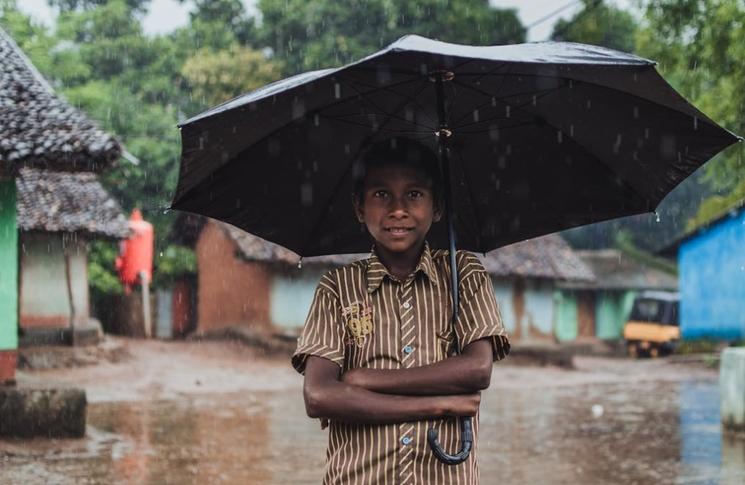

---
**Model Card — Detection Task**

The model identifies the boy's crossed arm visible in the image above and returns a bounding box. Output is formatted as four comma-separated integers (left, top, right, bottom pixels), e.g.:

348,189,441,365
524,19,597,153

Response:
342,338,494,396
303,339,492,425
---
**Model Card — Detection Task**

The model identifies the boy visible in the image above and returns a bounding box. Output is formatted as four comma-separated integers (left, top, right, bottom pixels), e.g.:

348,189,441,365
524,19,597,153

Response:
292,137,510,485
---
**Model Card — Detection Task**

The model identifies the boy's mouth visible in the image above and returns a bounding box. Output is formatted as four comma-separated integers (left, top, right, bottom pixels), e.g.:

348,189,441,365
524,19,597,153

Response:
384,227,414,235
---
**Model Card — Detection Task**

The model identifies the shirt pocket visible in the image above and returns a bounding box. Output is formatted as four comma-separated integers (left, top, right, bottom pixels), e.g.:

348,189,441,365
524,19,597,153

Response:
435,329,455,359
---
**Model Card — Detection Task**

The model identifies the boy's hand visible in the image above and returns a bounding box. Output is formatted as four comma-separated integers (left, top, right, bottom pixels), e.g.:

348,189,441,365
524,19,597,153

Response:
439,393,481,417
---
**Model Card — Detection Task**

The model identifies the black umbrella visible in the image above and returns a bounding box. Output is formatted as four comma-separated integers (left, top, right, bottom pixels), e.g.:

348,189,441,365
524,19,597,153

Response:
171,35,740,464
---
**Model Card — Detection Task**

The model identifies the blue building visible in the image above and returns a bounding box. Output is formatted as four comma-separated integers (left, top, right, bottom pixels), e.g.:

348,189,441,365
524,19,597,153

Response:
672,202,745,340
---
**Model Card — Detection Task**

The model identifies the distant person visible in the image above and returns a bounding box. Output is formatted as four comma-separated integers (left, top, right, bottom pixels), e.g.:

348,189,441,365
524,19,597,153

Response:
292,136,510,484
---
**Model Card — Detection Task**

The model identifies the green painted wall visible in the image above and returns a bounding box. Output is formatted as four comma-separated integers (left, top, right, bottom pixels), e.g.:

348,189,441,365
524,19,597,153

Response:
554,290,578,342
595,290,638,339
0,179,17,350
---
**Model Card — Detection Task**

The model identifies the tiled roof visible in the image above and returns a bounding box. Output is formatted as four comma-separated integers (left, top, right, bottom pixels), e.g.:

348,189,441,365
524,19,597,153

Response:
0,28,120,172
481,233,595,281
220,222,364,266
562,249,677,290
16,168,129,238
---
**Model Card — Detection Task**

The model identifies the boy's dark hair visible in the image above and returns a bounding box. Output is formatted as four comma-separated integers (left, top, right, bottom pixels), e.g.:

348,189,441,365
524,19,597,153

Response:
352,136,442,206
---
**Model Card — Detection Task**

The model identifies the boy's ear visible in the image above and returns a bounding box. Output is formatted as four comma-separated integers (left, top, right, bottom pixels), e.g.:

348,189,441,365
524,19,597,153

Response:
352,194,364,223
433,198,443,223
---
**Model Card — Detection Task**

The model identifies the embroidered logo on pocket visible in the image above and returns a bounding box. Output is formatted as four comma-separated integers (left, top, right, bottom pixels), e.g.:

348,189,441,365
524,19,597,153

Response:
342,302,373,347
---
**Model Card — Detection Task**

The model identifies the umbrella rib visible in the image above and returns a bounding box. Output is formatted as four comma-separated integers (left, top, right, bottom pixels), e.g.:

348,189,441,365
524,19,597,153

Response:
452,87,563,131
455,121,536,135
450,86,561,128
452,78,654,205
335,76,437,132
319,112,435,133
337,74,439,128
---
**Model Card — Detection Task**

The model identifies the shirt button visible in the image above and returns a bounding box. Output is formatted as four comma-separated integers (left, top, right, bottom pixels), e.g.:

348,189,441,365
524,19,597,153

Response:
403,345,413,355
401,436,413,445
402,301,411,309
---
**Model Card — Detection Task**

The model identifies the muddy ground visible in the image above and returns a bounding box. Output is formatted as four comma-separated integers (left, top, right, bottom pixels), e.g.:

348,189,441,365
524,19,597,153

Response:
1,338,743,484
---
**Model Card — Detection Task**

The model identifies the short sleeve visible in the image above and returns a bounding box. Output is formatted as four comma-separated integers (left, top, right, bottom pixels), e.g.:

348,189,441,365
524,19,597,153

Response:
454,253,510,361
292,283,346,374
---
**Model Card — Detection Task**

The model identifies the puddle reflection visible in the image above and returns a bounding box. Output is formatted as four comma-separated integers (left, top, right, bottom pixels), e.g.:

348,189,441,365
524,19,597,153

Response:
1,380,744,484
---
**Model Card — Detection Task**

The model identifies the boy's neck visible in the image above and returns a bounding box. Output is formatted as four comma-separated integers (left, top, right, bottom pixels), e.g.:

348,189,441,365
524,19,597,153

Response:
375,241,425,281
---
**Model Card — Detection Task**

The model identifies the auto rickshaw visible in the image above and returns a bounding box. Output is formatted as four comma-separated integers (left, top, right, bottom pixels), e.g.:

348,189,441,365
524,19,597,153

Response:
623,291,680,358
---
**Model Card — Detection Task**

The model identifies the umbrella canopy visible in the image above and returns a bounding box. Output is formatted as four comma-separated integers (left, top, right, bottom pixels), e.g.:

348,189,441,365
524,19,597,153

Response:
172,35,740,257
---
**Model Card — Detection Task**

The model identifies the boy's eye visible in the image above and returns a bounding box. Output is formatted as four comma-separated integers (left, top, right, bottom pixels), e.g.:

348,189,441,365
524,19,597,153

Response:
408,190,424,198
372,190,388,198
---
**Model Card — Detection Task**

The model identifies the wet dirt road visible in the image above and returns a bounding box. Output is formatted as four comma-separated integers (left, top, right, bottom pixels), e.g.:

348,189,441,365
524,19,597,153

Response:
2,340,744,484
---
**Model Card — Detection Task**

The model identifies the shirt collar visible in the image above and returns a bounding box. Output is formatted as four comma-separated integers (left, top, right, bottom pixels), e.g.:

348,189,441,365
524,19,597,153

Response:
366,242,437,293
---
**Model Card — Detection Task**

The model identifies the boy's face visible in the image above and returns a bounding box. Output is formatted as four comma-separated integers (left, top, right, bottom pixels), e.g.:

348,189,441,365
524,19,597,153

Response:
354,164,441,256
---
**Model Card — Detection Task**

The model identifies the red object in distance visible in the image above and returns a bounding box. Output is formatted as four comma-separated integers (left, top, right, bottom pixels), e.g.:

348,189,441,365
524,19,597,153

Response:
116,209,153,290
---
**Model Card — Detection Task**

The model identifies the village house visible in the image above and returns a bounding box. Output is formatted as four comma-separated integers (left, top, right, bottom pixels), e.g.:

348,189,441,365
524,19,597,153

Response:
16,168,128,346
558,249,677,341
174,216,602,343
0,27,124,382
662,201,745,341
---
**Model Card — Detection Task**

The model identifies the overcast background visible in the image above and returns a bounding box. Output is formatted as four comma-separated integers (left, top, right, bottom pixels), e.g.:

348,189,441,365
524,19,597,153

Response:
19,0,635,42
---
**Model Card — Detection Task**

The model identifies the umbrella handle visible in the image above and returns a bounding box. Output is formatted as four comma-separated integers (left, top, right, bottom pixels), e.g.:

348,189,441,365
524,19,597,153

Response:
427,416,473,466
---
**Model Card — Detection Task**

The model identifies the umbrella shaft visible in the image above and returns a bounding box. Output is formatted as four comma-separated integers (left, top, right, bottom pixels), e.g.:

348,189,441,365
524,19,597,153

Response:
434,74,460,348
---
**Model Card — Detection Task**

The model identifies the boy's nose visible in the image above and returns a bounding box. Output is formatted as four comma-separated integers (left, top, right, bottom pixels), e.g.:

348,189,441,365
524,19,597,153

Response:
388,197,408,217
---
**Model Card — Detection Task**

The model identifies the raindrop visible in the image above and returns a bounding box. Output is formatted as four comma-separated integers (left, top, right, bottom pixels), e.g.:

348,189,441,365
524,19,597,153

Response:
568,80,574,89
505,105,511,118
473,110,479,122
199,137,204,150
644,128,650,139
586,100,592,109
489,125,499,141
314,114,320,126
655,211,661,223
613,134,622,155
491,97,497,107
405,107,414,122
633,106,639,119
297,258,303,269
532,95,537,106
334,82,341,99
693,117,698,130
344,144,351,154
569,124,575,137
236,198,241,209
301,182,313,206
506,144,512,155
557,130,563,143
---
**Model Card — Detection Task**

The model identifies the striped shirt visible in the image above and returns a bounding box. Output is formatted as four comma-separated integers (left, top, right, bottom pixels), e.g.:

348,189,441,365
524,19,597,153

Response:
292,243,510,485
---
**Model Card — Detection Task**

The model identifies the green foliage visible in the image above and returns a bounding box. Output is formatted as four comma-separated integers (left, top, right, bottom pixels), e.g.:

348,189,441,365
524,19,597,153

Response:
614,230,678,275
181,44,283,106
88,240,124,297
637,0,745,229
258,0,526,74
685,179,745,231
551,0,638,52
152,245,196,287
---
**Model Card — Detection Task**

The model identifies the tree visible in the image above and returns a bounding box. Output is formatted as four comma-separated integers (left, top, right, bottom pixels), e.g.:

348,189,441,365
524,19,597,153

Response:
258,0,526,75
181,44,283,107
637,0,745,230
47,0,150,14
551,0,637,52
